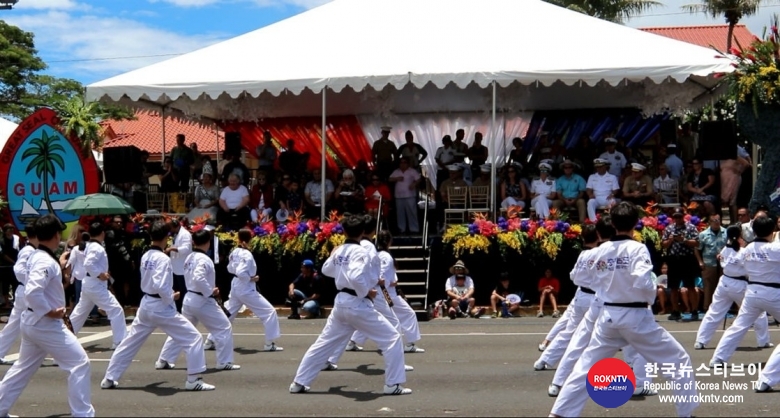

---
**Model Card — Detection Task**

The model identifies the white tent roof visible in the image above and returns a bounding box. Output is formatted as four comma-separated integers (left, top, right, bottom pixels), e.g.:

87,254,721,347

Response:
0,117,18,151
87,0,731,119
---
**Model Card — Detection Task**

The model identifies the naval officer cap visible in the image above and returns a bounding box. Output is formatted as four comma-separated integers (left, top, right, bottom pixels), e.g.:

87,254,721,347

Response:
604,137,618,144
593,158,609,167
538,162,552,172
380,125,392,132
631,163,646,172
447,164,463,171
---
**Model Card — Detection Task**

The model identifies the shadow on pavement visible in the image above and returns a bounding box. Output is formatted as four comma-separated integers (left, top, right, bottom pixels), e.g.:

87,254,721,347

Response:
115,381,180,396
313,385,385,401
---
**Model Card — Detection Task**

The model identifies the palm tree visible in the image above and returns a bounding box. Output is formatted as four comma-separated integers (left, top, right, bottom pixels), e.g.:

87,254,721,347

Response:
544,0,663,23
22,130,65,217
681,0,762,51
56,96,106,157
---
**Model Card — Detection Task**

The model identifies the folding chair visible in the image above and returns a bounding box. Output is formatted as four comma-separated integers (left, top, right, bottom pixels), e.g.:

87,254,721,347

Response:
468,186,490,213
444,186,468,225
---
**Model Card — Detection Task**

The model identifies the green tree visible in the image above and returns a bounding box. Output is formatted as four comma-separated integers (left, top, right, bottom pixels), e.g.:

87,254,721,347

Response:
0,20,46,119
22,130,65,217
544,0,662,23
681,0,762,51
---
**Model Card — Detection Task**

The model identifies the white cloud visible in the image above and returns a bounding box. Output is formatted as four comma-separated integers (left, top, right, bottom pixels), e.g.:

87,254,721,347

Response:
4,11,228,82
148,0,331,9
147,0,219,6
14,0,82,10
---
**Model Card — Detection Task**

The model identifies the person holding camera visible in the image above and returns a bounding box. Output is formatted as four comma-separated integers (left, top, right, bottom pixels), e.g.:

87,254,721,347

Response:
661,207,701,321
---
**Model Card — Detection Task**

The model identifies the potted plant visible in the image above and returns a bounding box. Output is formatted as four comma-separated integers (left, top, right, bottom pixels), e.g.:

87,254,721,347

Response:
716,15,780,215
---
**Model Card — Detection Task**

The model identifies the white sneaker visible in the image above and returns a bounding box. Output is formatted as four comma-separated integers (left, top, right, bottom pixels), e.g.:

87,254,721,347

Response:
203,339,215,351
694,342,705,350
404,344,425,353
756,382,774,393
0,359,15,365
537,311,544,318
185,378,215,391
100,378,118,389
345,341,363,351
155,360,175,370
263,342,283,352
289,382,310,393
760,342,775,349
534,360,549,371
322,362,338,371
709,359,725,367
404,364,414,372
384,384,412,395
216,363,241,370
633,387,658,396
538,343,547,352
547,384,560,397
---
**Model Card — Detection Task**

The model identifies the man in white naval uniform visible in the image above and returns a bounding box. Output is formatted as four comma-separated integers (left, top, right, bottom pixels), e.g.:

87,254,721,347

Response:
289,214,411,395
167,218,192,313
69,222,126,349
530,162,557,219
0,222,37,365
598,137,626,178
585,158,620,222
0,215,95,417
101,221,214,392
550,203,697,418
710,217,780,380
325,216,413,371
158,229,240,371
204,228,283,352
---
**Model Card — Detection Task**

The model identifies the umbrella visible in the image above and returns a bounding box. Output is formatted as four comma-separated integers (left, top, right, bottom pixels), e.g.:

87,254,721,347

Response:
62,193,136,216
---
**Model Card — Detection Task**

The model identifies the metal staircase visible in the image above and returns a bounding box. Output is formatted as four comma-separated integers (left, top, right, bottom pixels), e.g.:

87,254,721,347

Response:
393,192,432,321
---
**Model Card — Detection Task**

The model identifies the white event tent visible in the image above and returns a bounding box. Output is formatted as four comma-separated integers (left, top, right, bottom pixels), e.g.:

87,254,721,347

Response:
87,0,732,218
0,117,18,152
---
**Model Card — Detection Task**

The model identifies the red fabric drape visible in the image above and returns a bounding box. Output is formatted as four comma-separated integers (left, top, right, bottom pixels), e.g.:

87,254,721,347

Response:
220,116,372,179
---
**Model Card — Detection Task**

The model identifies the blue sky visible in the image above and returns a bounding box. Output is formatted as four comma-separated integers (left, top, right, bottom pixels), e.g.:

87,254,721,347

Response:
2,0,779,86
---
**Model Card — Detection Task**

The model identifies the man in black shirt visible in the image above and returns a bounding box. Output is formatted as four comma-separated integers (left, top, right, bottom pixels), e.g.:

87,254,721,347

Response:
221,150,250,187
287,260,322,319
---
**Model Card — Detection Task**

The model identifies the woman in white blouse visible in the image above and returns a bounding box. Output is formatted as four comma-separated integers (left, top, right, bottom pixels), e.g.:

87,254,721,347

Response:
219,173,251,226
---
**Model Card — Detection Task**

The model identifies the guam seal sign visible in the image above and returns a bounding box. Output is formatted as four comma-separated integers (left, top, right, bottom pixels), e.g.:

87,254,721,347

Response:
0,108,99,232
586,357,636,408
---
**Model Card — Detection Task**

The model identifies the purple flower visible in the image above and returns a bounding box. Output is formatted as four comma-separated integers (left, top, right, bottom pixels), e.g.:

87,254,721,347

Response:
277,225,288,235
253,226,267,237
690,216,701,225
498,217,507,223
520,221,529,232
498,220,509,231
658,214,668,222
468,225,478,235
635,221,644,231
333,225,343,234
297,223,308,234
563,223,570,231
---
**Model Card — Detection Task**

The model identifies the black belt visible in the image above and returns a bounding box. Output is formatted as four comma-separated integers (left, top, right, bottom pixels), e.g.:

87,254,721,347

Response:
191,291,215,299
749,281,780,289
27,308,33,312
604,302,648,308
143,293,161,299
338,288,371,300
580,287,595,295
726,275,748,282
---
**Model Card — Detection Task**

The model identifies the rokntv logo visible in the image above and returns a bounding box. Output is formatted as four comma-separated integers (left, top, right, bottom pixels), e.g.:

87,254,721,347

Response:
586,358,636,408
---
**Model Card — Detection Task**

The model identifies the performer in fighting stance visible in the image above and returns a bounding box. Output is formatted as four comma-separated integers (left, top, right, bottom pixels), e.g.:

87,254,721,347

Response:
289,213,411,395
101,221,215,391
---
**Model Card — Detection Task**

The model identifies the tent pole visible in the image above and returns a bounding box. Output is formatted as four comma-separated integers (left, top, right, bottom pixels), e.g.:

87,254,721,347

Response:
491,80,497,219
215,125,220,166
321,87,327,221
161,106,166,163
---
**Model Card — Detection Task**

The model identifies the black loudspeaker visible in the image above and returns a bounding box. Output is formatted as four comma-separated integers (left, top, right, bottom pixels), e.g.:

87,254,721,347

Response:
103,146,143,185
698,121,737,160
660,119,677,142
225,132,242,156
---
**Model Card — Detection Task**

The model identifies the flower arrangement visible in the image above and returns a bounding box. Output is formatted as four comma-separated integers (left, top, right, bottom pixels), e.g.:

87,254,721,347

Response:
442,211,582,260
637,202,708,251
714,15,780,113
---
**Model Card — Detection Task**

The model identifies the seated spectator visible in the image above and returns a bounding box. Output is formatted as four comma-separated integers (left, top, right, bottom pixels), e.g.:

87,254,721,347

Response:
586,158,620,222
389,158,422,235
444,260,485,319
490,272,521,318
440,164,468,205
622,163,653,208
530,162,557,219
187,164,220,220
364,174,391,219
655,262,669,315
471,164,493,192
218,173,251,228
334,169,365,214
653,163,678,204
687,158,718,215
287,259,322,319
553,159,587,221
304,168,334,220
500,163,527,210
250,172,274,223
537,268,560,318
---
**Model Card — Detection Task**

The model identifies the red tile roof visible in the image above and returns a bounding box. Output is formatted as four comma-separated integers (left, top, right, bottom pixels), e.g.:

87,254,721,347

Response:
640,24,757,53
102,110,224,154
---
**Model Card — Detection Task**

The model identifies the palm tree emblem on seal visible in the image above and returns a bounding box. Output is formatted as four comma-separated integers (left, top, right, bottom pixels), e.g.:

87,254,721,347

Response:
21,130,66,218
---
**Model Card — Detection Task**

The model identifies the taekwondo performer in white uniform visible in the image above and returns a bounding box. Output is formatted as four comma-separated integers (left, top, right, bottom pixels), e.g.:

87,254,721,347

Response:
203,228,283,352
0,222,37,365
324,216,413,372
69,222,126,348
290,213,411,395
538,309,571,352
694,225,771,350
585,158,620,222
710,216,780,376
550,203,697,418
101,221,214,391
158,229,240,371
0,215,94,417
167,218,192,313
377,230,424,354
529,162,557,219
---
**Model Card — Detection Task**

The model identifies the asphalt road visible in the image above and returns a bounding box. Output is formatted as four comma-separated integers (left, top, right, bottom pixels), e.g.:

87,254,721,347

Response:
1,315,780,417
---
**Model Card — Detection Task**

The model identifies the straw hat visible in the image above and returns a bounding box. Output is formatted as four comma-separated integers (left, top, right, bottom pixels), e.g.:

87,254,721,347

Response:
449,260,469,275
